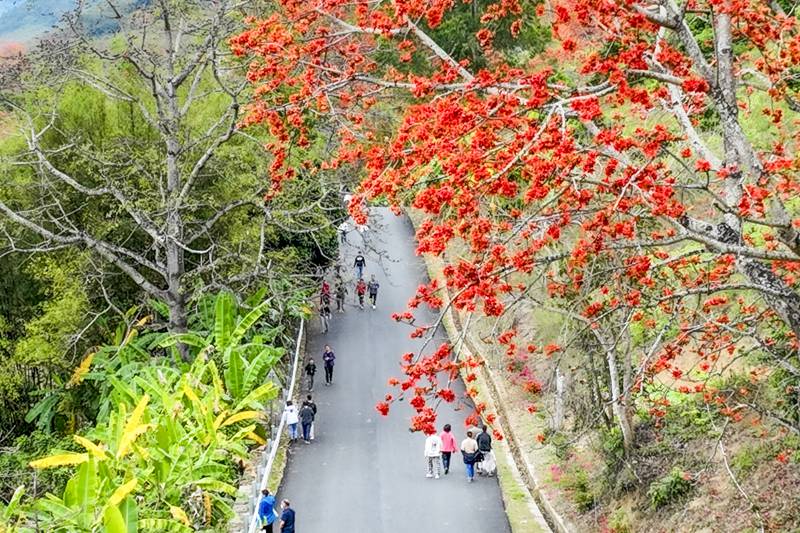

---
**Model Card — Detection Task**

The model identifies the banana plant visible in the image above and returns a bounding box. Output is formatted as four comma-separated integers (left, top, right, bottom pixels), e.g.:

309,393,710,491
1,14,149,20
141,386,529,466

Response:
26,353,277,532
160,293,285,403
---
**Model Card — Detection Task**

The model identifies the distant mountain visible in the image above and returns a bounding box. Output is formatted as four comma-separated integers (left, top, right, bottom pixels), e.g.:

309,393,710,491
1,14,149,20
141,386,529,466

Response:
0,0,148,46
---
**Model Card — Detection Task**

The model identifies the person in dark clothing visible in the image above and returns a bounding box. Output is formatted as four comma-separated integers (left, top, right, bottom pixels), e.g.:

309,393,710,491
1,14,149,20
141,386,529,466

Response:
477,425,492,452
258,488,277,532
279,499,295,533
476,425,496,476
303,394,318,440
354,252,366,278
335,282,347,313
304,358,316,391
302,394,317,415
367,275,380,309
322,345,335,385
299,402,315,444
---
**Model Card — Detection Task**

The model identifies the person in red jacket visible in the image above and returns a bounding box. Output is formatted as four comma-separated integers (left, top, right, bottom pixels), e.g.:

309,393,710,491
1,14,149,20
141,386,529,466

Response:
355,278,367,310
439,424,458,475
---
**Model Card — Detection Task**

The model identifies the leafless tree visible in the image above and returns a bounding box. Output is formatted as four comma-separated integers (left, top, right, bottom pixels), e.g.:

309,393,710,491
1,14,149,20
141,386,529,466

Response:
0,1,341,355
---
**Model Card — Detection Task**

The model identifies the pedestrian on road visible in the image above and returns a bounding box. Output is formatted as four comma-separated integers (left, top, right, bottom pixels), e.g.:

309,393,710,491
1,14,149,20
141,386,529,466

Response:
321,280,331,304
322,345,336,385
460,430,480,483
476,425,496,476
367,275,380,309
338,221,350,243
258,488,278,532
299,401,315,444
354,252,366,279
335,282,347,313
320,301,332,333
302,394,317,440
284,401,299,442
424,430,443,479
440,424,457,475
279,499,295,533
304,358,316,391
355,278,367,310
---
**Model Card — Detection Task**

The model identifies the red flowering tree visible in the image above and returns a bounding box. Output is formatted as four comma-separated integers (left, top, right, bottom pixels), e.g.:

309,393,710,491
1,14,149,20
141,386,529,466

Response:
233,0,800,449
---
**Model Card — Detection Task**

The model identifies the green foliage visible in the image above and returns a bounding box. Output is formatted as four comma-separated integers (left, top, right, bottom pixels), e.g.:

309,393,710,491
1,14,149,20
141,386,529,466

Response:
608,508,633,533
731,442,776,478
600,427,626,469
547,431,572,461
0,431,78,502
559,466,597,512
647,467,694,509
8,296,285,531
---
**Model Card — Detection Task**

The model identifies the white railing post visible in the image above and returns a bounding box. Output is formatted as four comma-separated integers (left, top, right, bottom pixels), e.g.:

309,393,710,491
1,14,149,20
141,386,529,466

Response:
245,318,305,533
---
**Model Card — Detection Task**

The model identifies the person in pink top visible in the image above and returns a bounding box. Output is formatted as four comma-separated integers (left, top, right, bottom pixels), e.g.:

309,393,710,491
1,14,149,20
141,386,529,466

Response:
439,424,458,475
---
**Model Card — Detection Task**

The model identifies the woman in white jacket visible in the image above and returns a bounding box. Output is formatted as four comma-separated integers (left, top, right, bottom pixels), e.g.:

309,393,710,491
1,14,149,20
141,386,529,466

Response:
424,431,443,479
284,400,299,442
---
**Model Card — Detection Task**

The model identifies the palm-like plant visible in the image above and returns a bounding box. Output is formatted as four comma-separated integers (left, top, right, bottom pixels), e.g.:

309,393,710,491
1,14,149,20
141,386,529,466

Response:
20,355,276,532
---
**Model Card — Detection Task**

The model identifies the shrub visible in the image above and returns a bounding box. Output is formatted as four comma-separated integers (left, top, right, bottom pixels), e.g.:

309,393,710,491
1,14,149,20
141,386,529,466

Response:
608,508,633,533
647,467,694,509
560,466,597,512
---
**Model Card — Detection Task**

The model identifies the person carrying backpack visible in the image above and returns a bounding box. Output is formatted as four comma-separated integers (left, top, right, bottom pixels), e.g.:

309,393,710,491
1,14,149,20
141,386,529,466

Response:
355,278,367,310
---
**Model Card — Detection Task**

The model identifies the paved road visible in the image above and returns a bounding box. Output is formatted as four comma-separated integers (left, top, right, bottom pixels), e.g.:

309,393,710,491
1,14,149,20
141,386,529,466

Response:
277,209,512,533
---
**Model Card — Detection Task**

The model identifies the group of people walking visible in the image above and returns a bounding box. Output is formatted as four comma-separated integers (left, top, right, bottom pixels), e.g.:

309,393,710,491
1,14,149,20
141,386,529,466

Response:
319,252,380,334
283,395,318,444
258,489,295,533
424,425,496,483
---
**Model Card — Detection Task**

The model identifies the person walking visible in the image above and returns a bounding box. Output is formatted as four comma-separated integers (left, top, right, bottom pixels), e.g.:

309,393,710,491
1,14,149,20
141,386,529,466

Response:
279,499,295,533
424,430,443,479
284,401,299,442
338,220,350,243
367,275,380,309
302,394,317,440
320,301,332,333
321,280,331,301
355,278,367,310
258,489,278,532
322,345,336,385
476,425,496,476
304,358,316,391
440,424,457,475
354,252,366,278
299,401,315,444
460,430,480,482
335,282,347,313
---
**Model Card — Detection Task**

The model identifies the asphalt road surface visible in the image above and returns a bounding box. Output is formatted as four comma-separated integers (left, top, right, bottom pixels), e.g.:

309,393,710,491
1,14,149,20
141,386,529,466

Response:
277,209,512,533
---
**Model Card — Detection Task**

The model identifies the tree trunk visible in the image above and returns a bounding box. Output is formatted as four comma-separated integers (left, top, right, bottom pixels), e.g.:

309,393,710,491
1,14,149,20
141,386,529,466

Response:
606,347,634,454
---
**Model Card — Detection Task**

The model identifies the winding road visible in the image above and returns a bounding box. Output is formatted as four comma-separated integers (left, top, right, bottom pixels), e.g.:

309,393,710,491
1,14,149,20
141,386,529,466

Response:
277,209,512,532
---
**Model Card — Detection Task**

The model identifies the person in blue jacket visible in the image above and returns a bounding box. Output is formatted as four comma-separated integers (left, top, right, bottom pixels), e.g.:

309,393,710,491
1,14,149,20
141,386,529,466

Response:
258,488,277,532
